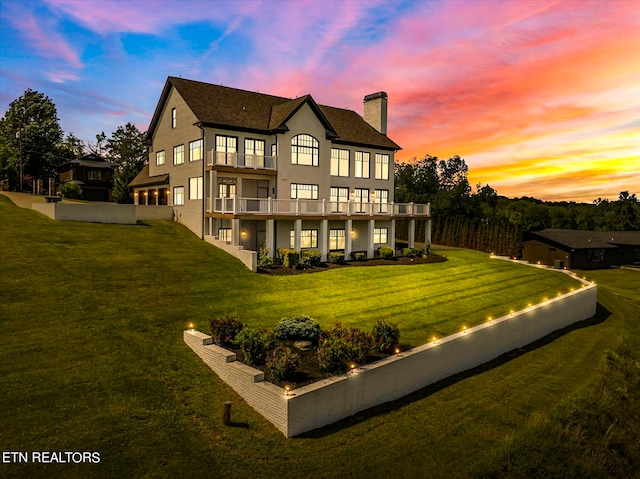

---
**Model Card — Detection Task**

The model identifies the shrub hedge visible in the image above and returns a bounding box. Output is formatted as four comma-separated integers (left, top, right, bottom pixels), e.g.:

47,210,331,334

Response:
266,346,300,382
209,315,244,347
328,252,345,264
378,245,394,259
401,247,424,258
275,315,322,343
300,249,322,268
372,320,400,353
234,328,276,366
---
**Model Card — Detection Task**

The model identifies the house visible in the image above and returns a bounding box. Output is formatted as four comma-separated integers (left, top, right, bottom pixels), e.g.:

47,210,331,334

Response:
131,76,431,262
523,229,640,270
58,153,114,202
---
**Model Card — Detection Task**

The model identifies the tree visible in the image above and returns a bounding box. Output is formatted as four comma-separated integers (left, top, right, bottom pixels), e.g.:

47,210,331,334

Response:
0,89,64,190
104,122,147,203
58,132,86,159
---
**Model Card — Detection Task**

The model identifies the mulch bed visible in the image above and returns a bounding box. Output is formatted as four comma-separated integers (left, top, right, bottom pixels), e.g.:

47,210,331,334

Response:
258,253,447,275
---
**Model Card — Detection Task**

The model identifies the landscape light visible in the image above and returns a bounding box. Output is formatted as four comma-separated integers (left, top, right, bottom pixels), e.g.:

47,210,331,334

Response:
284,385,291,396
188,322,194,331
463,326,467,334
394,347,400,354
432,336,437,344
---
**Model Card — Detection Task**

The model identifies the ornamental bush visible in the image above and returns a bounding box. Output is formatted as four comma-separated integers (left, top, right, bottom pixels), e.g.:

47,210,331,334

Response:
372,320,400,353
378,245,394,259
234,328,276,366
328,252,345,264
209,315,244,347
280,249,300,269
300,249,322,268
330,323,373,363
350,251,366,261
275,315,322,343
316,337,351,374
401,247,423,258
266,346,300,382
60,182,82,199
258,241,273,268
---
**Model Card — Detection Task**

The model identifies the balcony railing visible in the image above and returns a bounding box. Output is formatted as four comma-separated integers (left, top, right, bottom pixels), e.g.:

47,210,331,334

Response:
207,151,277,170
208,197,430,217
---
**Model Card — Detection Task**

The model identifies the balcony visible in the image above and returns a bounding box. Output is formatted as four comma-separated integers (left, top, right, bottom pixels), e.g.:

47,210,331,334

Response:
207,197,430,217
207,151,277,171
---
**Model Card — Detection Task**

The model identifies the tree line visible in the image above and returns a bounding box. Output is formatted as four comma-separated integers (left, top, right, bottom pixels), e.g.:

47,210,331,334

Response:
395,155,640,255
0,89,147,203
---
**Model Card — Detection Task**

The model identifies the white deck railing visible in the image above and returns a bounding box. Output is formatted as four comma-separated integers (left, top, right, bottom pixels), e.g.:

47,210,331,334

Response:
208,197,430,217
207,151,276,170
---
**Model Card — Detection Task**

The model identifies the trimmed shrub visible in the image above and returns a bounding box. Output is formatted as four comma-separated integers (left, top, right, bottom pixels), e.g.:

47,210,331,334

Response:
378,245,394,259
316,337,351,374
209,315,244,347
266,346,300,382
300,249,322,268
401,247,423,258
280,249,300,269
372,320,400,353
234,328,276,366
258,241,273,269
328,252,345,264
60,182,82,199
330,323,372,363
275,315,322,343
350,251,366,261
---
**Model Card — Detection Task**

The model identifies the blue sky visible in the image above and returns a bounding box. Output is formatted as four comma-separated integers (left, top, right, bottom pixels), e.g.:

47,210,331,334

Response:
1,0,639,201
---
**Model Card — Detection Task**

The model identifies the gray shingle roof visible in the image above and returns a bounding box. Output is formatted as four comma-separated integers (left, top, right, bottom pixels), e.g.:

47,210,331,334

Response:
147,77,400,150
129,164,169,188
531,229,640,249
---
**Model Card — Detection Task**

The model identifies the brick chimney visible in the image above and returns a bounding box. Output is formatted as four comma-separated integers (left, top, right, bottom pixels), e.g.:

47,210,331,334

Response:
363,91,388,135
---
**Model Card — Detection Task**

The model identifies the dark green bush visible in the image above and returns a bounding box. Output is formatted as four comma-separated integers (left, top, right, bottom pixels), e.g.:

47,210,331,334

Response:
275,315,322,343
372,320,400,353
378,245,394,259
328,252,345,264
266,346,300,382
401,247,423,258
209,315,244,347
60,182,82,199
350,251,366,261
280,249,300,269
258,241,273,268
234,328,276,366
300,249,322,268
316,337,351,374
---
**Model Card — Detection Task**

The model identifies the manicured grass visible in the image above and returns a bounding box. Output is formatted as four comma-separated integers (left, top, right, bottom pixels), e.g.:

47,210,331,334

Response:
1,194,638,478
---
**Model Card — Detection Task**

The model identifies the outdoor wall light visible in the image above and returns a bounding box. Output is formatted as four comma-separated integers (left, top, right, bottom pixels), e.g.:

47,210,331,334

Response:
134,192,138,197
144,191,148,196
241,231,247,237
154,190,158,196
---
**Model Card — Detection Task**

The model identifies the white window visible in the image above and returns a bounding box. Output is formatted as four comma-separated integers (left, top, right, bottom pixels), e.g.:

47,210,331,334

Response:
290,229,318,249
245,138,265,156
216,135,237,165
173,144,184,165
156,150,165,166
354,188,369,213
271,143,277,157
189,139,203,162
330,186,349,213
329,229,345,250
330,148,349,177
355,151,370,178
374,189,389,213
88,170,101,180
219,228,232,242
374,227,388,244
291,134,319,166
375,153,390,180
171,108,176,128
189,177,203,200
290,183,318,200
218,182,236,198
173,186,184,206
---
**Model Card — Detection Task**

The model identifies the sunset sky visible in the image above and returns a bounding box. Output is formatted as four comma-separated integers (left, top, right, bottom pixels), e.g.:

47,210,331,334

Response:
1,0,639,202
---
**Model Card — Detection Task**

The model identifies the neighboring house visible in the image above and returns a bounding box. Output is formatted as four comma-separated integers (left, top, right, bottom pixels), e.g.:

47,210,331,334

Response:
58,154,114,202
523,229,640,270
131,76,431,261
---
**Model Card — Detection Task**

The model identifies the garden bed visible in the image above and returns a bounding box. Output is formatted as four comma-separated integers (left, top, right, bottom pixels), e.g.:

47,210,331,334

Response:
258,253,446,275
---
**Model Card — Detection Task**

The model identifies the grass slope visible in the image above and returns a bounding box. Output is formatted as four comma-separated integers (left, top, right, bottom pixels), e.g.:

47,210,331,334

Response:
1,195,637,478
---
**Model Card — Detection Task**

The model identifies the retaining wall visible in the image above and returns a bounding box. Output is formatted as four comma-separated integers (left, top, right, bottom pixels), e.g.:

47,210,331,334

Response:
32,202,137,224
135,205,174,221
185,275,597,437
204,235,257,272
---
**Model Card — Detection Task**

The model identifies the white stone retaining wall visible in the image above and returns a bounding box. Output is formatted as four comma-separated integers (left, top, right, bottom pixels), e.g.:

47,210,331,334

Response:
204,235,257,272
32,203,174,224
135,205,173,221
185,275,597,437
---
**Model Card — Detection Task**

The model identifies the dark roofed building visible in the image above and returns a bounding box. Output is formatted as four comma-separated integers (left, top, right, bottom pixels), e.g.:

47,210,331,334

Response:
523,229,640,270
58,154,114,202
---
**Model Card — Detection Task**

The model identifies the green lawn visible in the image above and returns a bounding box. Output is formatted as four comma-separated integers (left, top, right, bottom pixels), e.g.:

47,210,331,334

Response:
1,194,638,478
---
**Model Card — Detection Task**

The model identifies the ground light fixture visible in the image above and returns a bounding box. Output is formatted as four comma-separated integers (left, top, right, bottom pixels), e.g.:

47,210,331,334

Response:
284,385,291,396
394,347,400,354
432,336,437,344
188,322,194,332
463,325,467,334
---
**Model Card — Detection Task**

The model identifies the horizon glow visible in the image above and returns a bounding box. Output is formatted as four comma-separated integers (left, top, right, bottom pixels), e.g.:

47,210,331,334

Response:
1,0,639,203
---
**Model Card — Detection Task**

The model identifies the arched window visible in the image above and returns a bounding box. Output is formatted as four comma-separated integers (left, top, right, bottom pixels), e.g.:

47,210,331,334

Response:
291,134,319,166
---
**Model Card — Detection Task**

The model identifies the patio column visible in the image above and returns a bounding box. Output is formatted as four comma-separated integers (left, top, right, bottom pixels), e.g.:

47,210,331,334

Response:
345,219,352,260
294,219,302,251
408,219,416,248
425,219,432,248
266,219,275,257
232,218,241,246
390,219,396,255
320,219,328,262
368,219,375,259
